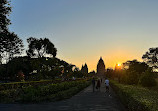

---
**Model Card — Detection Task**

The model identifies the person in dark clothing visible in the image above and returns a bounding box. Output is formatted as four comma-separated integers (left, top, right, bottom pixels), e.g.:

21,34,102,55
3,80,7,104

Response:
96,79,101,91
92,77,95,92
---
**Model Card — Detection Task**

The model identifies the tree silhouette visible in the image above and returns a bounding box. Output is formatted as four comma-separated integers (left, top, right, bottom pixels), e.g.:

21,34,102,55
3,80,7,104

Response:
120,60,150,84
4,32,23,61
0,0,11,32
0,0,11,63
0,0,24,63
26,37,57,58
122,59,149,74
142,47,158,69
139,68,156,87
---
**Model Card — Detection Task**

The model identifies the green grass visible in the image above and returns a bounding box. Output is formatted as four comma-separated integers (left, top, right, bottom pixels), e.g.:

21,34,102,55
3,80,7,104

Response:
110,80,158,111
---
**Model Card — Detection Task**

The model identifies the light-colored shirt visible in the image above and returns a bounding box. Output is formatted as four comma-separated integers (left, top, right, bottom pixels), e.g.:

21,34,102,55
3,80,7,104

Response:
105,79,109,86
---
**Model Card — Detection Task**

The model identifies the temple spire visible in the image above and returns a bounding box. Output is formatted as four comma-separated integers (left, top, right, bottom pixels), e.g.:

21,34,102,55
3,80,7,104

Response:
81,63,88,74
97,57,105,77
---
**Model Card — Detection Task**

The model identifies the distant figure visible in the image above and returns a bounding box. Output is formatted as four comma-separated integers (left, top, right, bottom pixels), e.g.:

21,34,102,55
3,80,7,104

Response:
101,78,102,83
17,70,25,82
96,79,101,91
92,77,95,92
105,78,109,92
72,76,76,80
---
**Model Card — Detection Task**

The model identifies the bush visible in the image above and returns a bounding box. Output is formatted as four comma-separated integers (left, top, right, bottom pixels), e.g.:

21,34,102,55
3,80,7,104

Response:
139,69,157,87
110,80,158,111
0,80,90,103
20,86,39,102
20,80,90,102
0,80,60,90
0,78,87,91
119,70,140,85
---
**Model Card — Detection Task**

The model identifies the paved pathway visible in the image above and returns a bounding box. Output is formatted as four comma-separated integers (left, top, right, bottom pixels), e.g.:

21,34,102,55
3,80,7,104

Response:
0,81,126,111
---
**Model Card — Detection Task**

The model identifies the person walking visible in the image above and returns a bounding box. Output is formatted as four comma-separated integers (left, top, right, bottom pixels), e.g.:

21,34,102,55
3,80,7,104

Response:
96,78,101,91
92,77,95,92
105,78,109,92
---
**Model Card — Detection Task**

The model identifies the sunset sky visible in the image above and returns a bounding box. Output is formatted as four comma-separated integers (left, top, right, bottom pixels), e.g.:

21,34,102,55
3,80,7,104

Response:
9,0,158,72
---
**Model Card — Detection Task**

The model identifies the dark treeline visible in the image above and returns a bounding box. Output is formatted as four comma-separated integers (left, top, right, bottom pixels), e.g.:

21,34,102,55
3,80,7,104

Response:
107,58,157,87
0,56,90,81
0,0,92,82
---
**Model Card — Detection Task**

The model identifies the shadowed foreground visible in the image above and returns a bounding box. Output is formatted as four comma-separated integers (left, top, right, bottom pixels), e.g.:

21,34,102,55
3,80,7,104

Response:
0,81,125,111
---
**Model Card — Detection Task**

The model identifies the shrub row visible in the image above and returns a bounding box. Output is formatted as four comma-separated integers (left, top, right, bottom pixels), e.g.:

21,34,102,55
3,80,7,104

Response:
0,78,87,91
0,80,90,103
110,80,158,111
0,80,57,91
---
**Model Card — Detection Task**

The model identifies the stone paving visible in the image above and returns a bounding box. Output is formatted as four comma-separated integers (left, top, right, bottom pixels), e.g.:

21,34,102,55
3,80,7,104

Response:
0,81,126,111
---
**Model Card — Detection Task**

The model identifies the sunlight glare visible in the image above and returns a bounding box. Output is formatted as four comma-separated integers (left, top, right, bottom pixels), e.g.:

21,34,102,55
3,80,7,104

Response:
117,63,121,66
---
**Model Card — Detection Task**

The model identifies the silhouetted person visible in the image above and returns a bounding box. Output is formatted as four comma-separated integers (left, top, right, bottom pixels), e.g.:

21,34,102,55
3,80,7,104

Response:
96,79,101,91
105,78,109,92
92,77,95,92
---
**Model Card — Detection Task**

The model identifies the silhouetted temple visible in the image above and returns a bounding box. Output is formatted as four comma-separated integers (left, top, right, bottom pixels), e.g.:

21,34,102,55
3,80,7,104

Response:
97,57,105,77
81,63,88,73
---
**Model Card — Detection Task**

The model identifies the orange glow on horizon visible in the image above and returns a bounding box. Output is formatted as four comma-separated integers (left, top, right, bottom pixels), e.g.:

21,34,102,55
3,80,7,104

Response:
58,48,142,72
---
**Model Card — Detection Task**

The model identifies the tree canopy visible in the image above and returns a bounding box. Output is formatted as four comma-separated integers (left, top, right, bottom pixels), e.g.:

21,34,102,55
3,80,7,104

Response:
122,59,149,74
2,32,23,62
142,47,158,69
0,0,11,32
26,37,57,58
0,0,11,63
0,0,24,63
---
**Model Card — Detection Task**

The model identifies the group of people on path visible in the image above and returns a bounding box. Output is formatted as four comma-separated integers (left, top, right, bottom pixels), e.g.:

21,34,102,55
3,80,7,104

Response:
92,77,109,92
